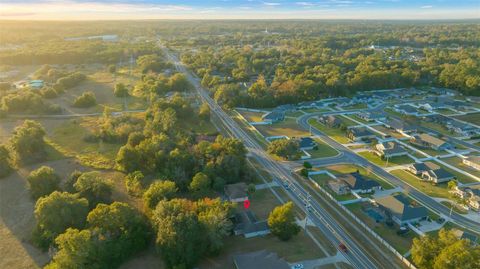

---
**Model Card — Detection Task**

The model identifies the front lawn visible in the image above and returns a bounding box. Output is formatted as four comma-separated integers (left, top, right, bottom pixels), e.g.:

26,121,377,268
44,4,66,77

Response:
454,112,480,126
390,170,453,199
305,139,338,158
323,164,394,190
256,118,310,138
307,118,350,144
432,160,478,184
358,151,415,167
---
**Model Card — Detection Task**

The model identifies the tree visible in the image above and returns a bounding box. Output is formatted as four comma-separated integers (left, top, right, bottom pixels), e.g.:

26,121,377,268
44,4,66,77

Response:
411,229,480,269
9,120,47,164
247,183,256,194
73,172,113,208
64,170,83,193
27,166,61,199
447,180,457,190
108,64,116,74
267,201,300,241
169,73,191,92
73,91,96,108
125,171,144,197
0,144,13,178
189,172,211,194
198,103,210,121
114,83,129,97
86,202,150,266
303,161,312,169
33,191,89,249
267,139,300,160
213,84,241,108
143,180,177,209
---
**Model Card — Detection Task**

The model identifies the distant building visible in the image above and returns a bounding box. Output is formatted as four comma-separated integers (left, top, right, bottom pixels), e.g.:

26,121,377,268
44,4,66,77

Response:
233,210,270,239
410,133,452,151
357,111,386,122
347,127,377,142
375,194,428,226
225,183,249,203
298,137,317,150
383,118,416,133
328,180,350,195
233,250,290,269
408,162,454,184
374,141,408,158
452,186,480,211
463,156,480,171
318,115,342,128
261,110,285,124
337,172,381,194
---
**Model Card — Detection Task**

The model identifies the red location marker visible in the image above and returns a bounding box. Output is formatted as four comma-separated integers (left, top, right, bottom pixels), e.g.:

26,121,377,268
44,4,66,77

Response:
243,199,251,209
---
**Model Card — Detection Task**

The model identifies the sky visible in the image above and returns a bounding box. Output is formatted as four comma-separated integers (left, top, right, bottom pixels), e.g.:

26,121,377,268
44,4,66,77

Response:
0,0,479,20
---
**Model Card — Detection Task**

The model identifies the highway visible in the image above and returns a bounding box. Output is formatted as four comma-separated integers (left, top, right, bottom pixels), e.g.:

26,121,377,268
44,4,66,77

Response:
298,113,480,234
163,47,408,269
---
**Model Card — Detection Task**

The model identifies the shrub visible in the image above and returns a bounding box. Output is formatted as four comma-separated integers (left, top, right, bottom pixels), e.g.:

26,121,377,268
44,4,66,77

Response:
73,91,96,108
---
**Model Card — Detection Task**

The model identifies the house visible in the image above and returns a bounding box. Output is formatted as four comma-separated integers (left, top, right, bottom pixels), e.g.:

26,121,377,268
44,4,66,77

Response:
298,137,317,150
233,250,290,269
408,162,454,184
347,127,377,142
357,111,387,122
328,180,350,195
421,169,455,184
445,121,478,137
337,172,381,194
394,104,418,115
374,141,408,158
233,210,270,238
225,183,249,202
318,115,342,128
452,186,480,211
410,133,452,151
452,229,478,246
261,110,285,124
463,156,480,171
375,194,428,226
383,118,416,133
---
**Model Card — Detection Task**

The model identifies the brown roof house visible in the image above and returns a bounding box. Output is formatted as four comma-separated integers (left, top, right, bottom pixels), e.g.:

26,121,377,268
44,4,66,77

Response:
410,134,452,151
225,182,249,203
233,250,290,269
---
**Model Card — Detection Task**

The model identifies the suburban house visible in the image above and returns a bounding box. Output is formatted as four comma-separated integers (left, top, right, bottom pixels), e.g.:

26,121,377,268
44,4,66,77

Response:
452,186,480,211
337,172,382,194
374,141,408,158
328,180,350,195
383,118,416,133
463,156,480,171
357,111,387,122
233,250,290,269
410,133,452,151
261,110,285,124
445,121,478,137
318,115,342,128
225,183,249,202
233,210,270,238
298,137,317,150
394,104,418,115
452,229,478,246
408,162,454,183
347,127,377,142
375,194,428,226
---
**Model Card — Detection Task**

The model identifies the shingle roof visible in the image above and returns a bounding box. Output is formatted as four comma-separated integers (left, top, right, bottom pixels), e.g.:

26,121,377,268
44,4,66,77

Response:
412,162,440,172
376,194,428,222
338,172,380,190
415,134,448,147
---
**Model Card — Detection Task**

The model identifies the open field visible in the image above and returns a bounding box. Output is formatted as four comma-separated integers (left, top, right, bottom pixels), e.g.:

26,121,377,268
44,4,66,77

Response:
454,113,480,126
237,109,265,122
256,118,310,138
358,151,415,167
308,118,350,144
345,203,416,255
390,169,453,199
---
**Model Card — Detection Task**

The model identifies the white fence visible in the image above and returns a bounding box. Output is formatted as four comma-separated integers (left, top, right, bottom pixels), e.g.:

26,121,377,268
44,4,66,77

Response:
308,177,418,269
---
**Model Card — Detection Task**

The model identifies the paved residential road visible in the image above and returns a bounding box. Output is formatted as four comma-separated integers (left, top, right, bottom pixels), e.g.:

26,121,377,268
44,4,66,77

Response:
297,113,480,234
163,46,409,269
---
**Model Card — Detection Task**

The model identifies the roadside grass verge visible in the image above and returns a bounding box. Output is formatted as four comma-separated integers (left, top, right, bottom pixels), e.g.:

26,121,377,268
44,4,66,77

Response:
358,151,415,167
256,118,310,138
390,170,454,199
307,118,350,144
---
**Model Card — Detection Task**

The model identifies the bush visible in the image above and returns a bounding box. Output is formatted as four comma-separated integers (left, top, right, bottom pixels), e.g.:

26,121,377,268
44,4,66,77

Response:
73,91,96,108
40,87,59,99
27,166,61,199
114,83,129,97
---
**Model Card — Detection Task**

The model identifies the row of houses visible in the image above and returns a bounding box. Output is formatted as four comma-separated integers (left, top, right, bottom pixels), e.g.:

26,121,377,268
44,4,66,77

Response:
424,114,479,137
452,185,480,211
328,172,382,195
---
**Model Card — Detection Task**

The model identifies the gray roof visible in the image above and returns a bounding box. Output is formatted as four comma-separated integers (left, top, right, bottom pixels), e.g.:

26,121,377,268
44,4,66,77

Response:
426,169,454,180
380,142,407,155
396,104,417,113
414,134,448,148
386,118,416,132
338,172,380,190
349,127,375,138
262,110,284,121
233,250,290,269
376,194,428,222
412,162,440,172
299,137,316,148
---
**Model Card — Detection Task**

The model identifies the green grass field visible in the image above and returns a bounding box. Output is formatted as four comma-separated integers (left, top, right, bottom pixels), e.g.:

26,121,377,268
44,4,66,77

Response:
285,110,306,118
307,118,350,144
432,160,478,184
358,151,415,167
323,164,394,190
454,112,480,126
237,110,265,122
305,139,338,158
337,115,358,127
256,118,310,138
390,170,453,199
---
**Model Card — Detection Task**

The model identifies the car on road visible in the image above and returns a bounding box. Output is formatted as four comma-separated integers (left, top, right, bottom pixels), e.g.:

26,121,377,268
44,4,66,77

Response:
339,243,348,252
